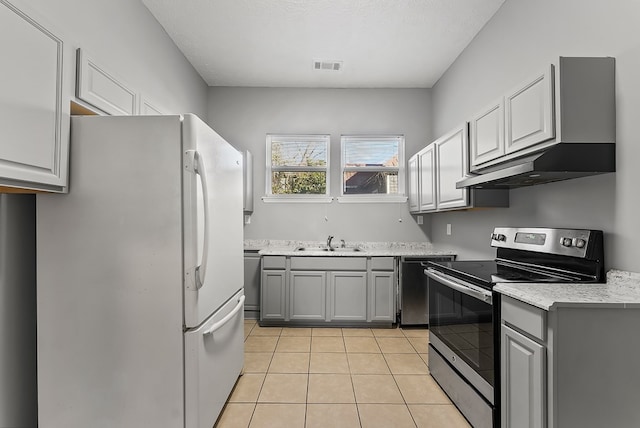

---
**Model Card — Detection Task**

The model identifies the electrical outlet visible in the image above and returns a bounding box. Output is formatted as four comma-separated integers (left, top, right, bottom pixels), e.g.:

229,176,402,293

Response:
417,215,423,225
446,223,452,236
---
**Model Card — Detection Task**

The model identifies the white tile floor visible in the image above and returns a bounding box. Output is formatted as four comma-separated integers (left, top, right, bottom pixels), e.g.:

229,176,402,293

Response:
213,320,471,428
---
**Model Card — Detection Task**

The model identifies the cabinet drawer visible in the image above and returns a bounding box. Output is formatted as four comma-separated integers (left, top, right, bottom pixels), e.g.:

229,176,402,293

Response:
262,256,286,269
501,295,546,341
290,257,366,271
370,257,395,271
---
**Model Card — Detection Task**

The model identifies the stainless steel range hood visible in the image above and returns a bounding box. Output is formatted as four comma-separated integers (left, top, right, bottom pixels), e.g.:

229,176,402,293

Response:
456,143,616,189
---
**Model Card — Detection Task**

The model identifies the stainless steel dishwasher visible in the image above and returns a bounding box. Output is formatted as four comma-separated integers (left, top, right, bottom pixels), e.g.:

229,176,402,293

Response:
399,256,455,326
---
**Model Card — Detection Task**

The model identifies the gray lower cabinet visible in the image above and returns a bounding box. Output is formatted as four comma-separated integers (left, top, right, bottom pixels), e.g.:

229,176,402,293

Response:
243,250,261,319
501,294,640,428
260,255,396,326
290,271,326,321
369,271,395,322
261,270,286,320
501,324,545,428
329,271,368,321
501,296,547,428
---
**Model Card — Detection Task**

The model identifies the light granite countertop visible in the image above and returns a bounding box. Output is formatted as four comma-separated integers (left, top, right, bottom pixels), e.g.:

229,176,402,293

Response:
495,270,640,311
245,239,456,258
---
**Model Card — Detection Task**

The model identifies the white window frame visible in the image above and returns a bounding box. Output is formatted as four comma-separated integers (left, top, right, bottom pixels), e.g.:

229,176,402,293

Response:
263,134,332,203
338,135,407,203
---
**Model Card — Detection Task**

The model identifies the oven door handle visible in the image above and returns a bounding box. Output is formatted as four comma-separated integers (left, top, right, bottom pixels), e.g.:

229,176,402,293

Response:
425,268,493,305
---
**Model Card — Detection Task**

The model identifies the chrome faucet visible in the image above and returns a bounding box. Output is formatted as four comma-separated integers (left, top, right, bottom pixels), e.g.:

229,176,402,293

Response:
326,235,334,250
340,239,346,248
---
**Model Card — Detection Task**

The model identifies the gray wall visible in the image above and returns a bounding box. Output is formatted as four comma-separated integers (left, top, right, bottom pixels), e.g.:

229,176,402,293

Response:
429,0,640,271
207,87,432,243
0,195,36,427
12,0,208,116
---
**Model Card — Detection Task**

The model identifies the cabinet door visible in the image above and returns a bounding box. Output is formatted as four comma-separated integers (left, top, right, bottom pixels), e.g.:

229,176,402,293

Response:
261,270,286,321
505,65,555,155
76,48,138,116
290,271,326,321
470,98,505,169
501,324,545,428
435,125,469,210
329,271,367,321
0,0,69,192
407,154,420,213
369,271,395,322
418,145,437,212
243,252,261,311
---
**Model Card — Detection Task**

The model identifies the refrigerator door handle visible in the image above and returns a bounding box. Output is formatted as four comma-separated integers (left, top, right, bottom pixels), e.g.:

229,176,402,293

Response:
204,295,245,335
194,151,210,290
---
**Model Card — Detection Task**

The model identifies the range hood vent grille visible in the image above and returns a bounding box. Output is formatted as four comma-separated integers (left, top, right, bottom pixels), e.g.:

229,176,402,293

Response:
456,143,616,189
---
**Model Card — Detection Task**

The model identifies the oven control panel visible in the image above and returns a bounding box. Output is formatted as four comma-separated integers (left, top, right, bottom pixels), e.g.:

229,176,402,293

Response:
490,227,599,258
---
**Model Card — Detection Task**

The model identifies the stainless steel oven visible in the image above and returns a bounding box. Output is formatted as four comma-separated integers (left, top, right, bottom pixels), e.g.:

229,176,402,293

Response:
426,227,605,428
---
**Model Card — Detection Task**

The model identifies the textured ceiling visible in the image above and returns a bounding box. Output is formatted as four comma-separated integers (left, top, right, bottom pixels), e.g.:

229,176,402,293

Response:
141,0,505,88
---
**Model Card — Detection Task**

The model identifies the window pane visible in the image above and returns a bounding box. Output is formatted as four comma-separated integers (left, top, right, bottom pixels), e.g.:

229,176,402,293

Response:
271,141,327,167
271,171,327,194
344,140,399,167
343,171,398,195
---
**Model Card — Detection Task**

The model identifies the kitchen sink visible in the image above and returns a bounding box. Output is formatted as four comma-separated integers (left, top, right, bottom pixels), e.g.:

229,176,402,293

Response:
294,247,362,252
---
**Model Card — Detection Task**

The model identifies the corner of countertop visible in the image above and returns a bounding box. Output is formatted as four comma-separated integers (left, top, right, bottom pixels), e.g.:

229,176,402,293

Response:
496,269,640,311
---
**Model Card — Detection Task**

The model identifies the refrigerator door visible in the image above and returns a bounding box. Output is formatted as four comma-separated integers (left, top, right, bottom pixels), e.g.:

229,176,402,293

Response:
182,114,244,328
184,289,245,428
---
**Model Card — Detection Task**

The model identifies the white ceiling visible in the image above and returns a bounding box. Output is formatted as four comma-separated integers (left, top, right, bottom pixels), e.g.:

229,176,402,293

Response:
141,0,505,88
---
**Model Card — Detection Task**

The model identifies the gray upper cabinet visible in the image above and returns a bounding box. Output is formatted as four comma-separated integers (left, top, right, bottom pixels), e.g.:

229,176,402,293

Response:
138,96,164,115
76,48,138,116
408,123,508,213
434,124,469,211
0,0,70,193
505,65,555,155
470,97,505,168
418,144,437,212
470,57,615,172
408,146,437,214
407,154,419,212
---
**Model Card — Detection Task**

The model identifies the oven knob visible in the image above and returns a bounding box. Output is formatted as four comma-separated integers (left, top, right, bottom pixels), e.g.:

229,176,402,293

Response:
561,237,573,247
496,234,506,242
574,238,587,248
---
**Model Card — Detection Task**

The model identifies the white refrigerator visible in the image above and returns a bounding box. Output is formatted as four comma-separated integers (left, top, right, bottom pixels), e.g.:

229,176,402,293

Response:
36,114,244,428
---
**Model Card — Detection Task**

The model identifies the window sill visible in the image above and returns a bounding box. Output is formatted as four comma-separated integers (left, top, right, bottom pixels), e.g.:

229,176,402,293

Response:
337,196,408,204
262,195,334,204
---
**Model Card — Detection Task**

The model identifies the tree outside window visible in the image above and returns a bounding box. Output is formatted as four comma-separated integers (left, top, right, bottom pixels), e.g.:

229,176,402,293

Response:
266,135,329,196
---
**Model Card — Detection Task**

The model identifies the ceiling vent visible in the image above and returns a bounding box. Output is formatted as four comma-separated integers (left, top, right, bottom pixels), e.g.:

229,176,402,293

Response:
313,59,343,71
